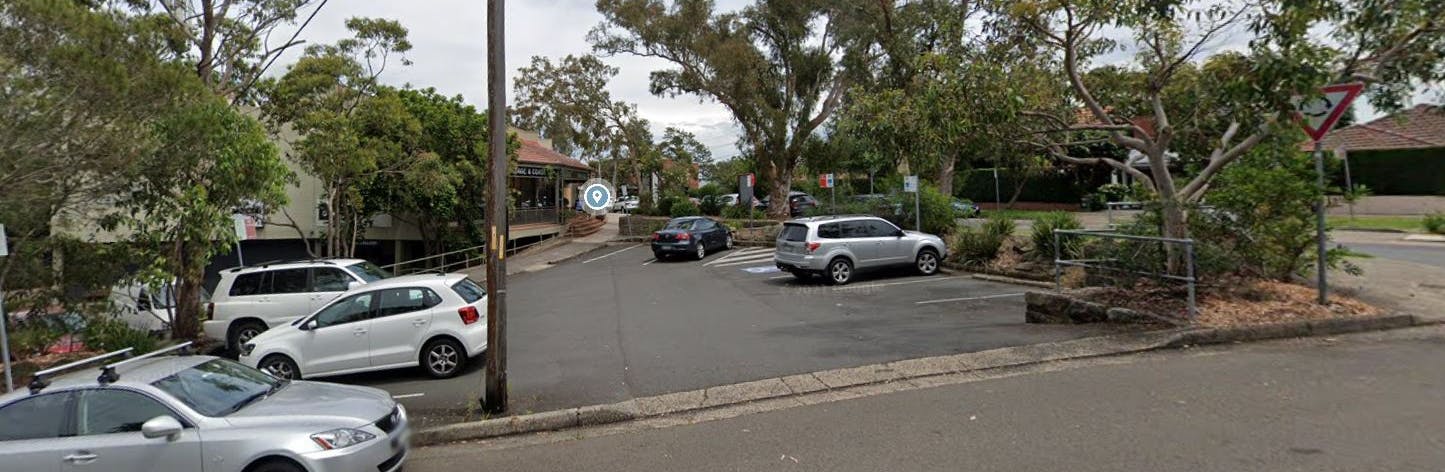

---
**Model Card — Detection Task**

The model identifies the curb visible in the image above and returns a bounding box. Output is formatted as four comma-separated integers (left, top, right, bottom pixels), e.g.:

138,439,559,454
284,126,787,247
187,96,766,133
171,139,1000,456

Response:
1334,227,1408,234
413,313,1436,447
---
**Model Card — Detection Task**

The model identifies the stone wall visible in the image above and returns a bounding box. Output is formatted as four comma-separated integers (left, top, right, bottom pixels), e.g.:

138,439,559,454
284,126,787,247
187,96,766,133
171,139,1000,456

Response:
1024,290,1156,324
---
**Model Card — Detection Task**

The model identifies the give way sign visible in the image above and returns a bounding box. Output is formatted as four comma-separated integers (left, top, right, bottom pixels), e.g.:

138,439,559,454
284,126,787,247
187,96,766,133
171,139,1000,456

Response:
1295,82,1364,142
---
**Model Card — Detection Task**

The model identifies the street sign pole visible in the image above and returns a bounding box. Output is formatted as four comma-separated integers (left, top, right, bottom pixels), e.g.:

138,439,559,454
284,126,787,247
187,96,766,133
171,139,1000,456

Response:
1,224,10,392
482,0,509,414
1313,140,1328,304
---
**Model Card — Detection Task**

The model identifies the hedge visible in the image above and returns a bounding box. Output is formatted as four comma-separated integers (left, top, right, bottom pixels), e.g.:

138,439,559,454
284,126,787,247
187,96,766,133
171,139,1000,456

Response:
1342,148,1445,195
955,168,1108,203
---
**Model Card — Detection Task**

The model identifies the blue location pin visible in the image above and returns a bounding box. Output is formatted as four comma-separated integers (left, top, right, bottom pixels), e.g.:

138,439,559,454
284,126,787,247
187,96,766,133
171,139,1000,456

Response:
586,185,610,209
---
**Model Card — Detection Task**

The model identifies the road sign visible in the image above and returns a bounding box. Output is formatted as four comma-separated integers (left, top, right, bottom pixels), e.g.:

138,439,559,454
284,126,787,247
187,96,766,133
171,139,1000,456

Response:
903,175,919,193
819,173,834,189
0,224,7,257
739,174,756,207
580,179,616,216
1295,82,1364,142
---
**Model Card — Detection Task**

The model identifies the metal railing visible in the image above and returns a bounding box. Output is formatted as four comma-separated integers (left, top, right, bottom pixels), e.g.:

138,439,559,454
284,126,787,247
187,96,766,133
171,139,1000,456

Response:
379,234,565,276
513,207,560,225
1052,229,1198,322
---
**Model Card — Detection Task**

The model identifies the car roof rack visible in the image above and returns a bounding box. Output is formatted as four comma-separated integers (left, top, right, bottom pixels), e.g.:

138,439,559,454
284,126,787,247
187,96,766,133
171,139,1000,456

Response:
29,348,135,394
96,342,194,386
227,258,339,272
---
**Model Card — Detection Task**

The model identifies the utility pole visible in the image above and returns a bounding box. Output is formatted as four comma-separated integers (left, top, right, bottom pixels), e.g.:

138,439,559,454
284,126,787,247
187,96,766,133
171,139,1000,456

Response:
482,0,508,414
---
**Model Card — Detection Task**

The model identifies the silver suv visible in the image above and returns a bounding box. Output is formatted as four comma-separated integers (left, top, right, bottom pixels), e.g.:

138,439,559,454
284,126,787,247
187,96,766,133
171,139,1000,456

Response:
773,215,947,285
203,258,392,353
0,344,408,472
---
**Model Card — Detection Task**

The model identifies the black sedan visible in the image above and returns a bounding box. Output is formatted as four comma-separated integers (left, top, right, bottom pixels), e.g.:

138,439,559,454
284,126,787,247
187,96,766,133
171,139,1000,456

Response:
651,217,733,260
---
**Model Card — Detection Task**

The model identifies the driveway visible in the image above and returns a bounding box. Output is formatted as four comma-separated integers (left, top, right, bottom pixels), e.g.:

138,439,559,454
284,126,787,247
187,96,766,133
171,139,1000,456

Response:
335,244,1128,426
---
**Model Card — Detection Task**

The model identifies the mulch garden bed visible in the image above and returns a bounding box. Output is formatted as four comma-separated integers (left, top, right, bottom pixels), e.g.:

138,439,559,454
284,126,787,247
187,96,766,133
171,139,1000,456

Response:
1075,279,1381,328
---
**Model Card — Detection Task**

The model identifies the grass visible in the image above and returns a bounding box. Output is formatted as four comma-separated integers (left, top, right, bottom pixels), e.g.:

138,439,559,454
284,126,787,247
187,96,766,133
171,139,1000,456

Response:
974,209,1065,220
1327,215,1426,233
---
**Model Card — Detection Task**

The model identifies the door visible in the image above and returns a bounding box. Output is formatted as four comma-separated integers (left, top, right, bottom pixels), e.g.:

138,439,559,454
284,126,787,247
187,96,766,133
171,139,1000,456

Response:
695,219,721,249
868,220,910,264
368,287,445,367
303,292,376,375
0,391,75,472
309,267,355,312
62,389,201,472
263,268,313,326
840,221,879,266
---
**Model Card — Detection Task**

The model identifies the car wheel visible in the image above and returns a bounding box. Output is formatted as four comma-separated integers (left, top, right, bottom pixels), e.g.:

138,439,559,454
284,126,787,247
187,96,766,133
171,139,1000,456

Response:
827,258,853,285
421,338,466,379
725,233,734,250
916,248,940,276
695,242,707,260
248,459,305,472
229,320,267,354
259,354,300,380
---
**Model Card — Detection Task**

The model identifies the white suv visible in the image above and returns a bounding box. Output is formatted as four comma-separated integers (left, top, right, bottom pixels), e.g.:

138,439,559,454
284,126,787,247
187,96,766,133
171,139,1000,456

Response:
203,259,392,352
239,273,488,380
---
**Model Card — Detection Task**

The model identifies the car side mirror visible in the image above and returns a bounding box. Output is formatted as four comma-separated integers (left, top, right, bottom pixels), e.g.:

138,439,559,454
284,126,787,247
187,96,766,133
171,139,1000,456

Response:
141,415,183,441
895,229,906,237
298,319,317,331
346,281,362,291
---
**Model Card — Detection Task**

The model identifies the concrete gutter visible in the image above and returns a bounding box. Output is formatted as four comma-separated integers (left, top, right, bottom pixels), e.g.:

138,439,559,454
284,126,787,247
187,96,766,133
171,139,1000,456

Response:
413,312,1434,447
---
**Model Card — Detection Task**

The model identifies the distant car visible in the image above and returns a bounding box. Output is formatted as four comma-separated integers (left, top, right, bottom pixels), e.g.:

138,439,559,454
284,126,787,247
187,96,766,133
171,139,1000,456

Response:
952,199,981,218
761,191,818,216
0,345,410,472
240,273,488,380
720,194,740,206
109,282,212,335
773,215,947,285
651,217,733,260
613,196,640,212
202,259,393,353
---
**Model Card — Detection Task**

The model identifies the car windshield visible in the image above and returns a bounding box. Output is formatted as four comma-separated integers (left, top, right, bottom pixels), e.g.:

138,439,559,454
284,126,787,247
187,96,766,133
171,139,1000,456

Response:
151,359,285,417
346,261,392,283
663,219,696,230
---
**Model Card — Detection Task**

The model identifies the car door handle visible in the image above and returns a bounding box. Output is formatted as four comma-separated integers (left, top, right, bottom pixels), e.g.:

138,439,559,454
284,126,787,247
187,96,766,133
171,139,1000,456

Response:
412,319,428,327
353,328,368,336
64,452,98,464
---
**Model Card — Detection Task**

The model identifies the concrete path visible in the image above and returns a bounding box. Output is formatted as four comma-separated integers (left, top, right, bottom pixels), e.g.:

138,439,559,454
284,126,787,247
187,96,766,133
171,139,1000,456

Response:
409,325,1445,472
1330,230,1445,322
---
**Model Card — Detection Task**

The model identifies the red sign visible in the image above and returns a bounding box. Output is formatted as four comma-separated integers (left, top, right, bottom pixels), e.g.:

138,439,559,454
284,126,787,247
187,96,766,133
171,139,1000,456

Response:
1296,83,1364,142
818,173,834,189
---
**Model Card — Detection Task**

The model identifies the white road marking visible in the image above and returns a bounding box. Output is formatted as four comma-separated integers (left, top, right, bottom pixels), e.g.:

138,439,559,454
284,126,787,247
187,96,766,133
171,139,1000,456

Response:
392,393,426,399
582,244,641,264
711,253,778,268
769,275,793,280
642,258,656,266
836,276,964,291
704,247,772,266
914,293,1026,305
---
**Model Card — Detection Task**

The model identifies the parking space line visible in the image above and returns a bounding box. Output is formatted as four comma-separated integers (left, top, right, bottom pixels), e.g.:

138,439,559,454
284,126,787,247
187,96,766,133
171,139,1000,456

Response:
704,247,771,266
836,276,965,291
642,258,656,266
392,393,426,399
915,293,1026,305
582,244,640,264
768,275,792,280
711,253,777,268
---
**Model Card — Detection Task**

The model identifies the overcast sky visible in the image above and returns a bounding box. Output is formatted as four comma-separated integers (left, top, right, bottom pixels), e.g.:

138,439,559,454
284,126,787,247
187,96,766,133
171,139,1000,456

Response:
275,1,1431,162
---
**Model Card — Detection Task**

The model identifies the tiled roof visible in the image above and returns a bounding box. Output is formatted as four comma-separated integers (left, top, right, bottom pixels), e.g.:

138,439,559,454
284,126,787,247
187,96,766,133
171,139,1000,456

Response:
517,138,593,172
1315,104,1445,151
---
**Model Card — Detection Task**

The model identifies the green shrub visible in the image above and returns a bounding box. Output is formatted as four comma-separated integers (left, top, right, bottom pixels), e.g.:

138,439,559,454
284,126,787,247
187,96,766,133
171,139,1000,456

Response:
982,216,1016,239
1425,213,1445,234
889,185,957,235
83,316,158,354
952,216,1015,265
1031,212,1083,260
722,204,764,220
9,323,63,359
670,199,701,217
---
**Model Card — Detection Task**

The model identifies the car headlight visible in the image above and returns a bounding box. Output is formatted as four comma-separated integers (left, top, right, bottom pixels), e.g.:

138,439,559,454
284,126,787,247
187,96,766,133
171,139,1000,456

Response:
311,428,377,450
241,343,256,357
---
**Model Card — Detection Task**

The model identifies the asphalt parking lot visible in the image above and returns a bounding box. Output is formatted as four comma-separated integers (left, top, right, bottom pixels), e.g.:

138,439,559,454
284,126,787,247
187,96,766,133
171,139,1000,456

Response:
336,244,1125,426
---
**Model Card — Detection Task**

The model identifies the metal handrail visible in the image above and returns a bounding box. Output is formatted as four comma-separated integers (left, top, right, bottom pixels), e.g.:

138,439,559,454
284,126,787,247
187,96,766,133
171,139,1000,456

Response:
382,244,487,272
387,234,563,276
1052,229,1198,321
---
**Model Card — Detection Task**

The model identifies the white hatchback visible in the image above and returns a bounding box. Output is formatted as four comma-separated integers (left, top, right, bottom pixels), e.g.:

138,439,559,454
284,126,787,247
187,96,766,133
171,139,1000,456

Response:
239,273,488,380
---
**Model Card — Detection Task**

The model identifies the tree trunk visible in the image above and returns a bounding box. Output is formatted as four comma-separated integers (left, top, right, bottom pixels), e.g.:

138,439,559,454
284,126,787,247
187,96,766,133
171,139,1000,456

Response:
937,155,956,199
763,158,793,220
170,239,206,340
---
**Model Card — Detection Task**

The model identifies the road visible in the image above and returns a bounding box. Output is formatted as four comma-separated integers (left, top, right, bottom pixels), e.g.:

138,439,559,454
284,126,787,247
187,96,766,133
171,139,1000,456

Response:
339,244,1122,426
409,326,1445,472
1342,242,1445,269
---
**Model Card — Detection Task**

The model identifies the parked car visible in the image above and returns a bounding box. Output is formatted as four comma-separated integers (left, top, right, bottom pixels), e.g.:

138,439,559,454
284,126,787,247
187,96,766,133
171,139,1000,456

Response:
109,282,212,335
773,215,947,285
952,198,982,218
0,344,410,472
203,259,393,353
240,273,488,380
760,191,819,216
651,217,734,260
613,195,640,212
721,193,763,208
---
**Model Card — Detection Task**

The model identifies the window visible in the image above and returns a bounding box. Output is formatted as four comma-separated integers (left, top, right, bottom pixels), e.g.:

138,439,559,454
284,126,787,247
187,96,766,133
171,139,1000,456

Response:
694,219,715,230
868,220,901,237
0,392,72,441
314,293,374,327
76,390,174,436
840,221,869,238
228,272,267,296
270,269,309,294
817,223,842,239
779,224,809,242
375,288,441,317
152,359,283,417
345,262,392,283
663,218,695,230
452,279,485,303
312,268,353,292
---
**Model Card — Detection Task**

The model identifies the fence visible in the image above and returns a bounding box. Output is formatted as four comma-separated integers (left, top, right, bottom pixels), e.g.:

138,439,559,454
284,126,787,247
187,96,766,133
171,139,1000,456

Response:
1052,229,1198,323
513,207,560,226
380,236,560,276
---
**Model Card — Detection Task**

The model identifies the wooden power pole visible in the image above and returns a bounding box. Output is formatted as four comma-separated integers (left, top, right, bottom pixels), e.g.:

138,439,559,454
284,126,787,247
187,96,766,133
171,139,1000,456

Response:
483,0,509,414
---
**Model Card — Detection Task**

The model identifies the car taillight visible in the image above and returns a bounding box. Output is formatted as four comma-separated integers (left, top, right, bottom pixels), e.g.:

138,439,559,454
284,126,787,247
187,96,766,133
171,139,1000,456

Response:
458,306,480,325
651,232,661,241
806,242,821,253
676,233,690,240
206,302,215,321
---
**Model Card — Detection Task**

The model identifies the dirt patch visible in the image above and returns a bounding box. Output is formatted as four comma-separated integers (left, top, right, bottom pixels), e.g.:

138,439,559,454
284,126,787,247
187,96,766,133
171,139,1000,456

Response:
1077,279,1381,327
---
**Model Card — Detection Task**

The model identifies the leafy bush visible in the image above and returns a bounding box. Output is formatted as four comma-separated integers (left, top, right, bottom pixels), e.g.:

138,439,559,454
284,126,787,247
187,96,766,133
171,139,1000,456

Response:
722,204,764,220
1031,212,1083,260
83,316,158,354
951,216,1015,264
1425,213,1445,234
889,185,957,235
802,201,875,217
8,323,63,359
670,199,701,217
